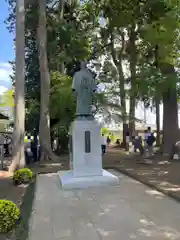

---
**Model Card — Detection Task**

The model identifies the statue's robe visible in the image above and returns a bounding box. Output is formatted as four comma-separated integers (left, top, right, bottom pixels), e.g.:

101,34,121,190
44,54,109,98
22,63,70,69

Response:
72,69,96,116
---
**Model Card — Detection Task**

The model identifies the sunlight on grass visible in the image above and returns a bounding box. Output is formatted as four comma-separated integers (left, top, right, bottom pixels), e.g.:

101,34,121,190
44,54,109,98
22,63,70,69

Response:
145,189,165,199
158,161,171,165
158,182,180,192
162,187,180,192
42,163,62,167
158,171,168,176
136,218,180,239
140,219,155,226
96,228,114,237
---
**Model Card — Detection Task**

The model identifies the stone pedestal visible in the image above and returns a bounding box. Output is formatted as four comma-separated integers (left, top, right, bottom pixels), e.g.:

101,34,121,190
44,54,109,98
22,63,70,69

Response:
59,119,119,189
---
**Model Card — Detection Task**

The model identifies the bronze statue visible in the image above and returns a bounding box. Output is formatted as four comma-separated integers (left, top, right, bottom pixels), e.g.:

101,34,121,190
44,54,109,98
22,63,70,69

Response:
72,61,96,119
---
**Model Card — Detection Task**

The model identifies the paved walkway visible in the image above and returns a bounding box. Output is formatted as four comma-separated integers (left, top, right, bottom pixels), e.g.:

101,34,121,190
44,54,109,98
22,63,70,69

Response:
103,150,180,201
28,170,180,240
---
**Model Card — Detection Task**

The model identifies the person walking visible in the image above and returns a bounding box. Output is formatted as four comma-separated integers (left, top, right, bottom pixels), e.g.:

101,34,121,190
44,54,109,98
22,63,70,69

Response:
101,134,107,155
133,134,144,155
147,132,156,157
106,136,111,147
31,130,39,163
144,127,156,157
25,135,32,165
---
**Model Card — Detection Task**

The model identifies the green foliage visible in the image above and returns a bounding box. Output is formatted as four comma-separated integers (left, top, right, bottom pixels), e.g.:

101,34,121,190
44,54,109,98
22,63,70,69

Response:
25,100,40,132
13,168,33,185
0,200,20,233
0,89,14,107
55,127,70,153
47,1,92,70
50,71,76,129
101,127,109,135
95,57,128,123
50,72,75,152
100,128,115,142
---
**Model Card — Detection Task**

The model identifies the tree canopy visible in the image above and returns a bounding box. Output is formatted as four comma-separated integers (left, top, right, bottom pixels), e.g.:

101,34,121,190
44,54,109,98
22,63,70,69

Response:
6,0,180,156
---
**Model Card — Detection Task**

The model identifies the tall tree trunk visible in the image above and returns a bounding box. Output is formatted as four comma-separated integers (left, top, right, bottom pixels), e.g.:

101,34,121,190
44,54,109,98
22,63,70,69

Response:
59,0,64,19
9,0,25,172
117,64,127,148
110,30,127,148
128,25,137,140
161,65,179,156
162,87,179,155
129,98,135,140
155,97,160,146
37,0,58,161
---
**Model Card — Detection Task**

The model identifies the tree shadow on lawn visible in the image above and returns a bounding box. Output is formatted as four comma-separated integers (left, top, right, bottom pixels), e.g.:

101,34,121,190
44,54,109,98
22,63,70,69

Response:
14,176,37,240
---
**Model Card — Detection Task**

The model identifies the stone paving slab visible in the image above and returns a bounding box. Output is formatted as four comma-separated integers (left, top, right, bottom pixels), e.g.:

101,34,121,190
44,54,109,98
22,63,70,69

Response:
28,170,180,240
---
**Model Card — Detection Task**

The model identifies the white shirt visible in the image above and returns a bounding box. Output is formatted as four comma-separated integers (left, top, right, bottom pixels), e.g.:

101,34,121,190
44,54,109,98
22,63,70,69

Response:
101,136,107,145
144,132,151,141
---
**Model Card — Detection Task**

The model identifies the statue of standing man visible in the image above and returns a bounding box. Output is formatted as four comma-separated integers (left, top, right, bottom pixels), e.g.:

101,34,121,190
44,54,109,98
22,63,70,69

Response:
72,61,96,119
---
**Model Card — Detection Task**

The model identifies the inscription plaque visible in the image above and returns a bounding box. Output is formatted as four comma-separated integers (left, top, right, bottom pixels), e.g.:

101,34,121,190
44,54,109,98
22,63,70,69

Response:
85,131,91,153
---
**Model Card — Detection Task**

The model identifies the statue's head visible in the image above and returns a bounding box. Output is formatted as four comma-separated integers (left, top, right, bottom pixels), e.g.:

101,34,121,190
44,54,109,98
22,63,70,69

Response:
80,61,87,69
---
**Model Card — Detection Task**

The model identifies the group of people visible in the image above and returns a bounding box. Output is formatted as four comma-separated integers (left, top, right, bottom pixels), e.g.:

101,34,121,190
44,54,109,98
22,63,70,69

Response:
133,127,156,157
25,130,40,164
24,128,156,160
101,127,156,157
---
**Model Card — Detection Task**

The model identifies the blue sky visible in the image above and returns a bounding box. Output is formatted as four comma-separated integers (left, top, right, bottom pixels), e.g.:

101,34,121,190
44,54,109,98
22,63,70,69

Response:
0,1,14,62
0,1,13,93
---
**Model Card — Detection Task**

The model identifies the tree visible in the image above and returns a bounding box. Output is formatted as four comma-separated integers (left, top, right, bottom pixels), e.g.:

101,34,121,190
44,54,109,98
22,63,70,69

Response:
90,2,128,146
86,0,146,144
97,56,128,127
88,0,180,156
50,71,75,152
50,72,75,127
9,0,25,172
37,0,57,160
139,0,180,155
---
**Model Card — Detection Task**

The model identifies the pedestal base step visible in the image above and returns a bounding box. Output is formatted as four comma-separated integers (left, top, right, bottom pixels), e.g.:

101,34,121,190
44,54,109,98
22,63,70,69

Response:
58,170,119,190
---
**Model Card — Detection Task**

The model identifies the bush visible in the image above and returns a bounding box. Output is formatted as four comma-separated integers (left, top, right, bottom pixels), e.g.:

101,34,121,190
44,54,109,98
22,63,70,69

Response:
0,200,20,233
13,168,33,185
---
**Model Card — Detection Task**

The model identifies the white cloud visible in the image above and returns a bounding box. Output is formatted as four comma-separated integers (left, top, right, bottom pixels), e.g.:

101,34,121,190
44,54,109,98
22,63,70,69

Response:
0,62,12,69
0,62,12,82
0,86,8,94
